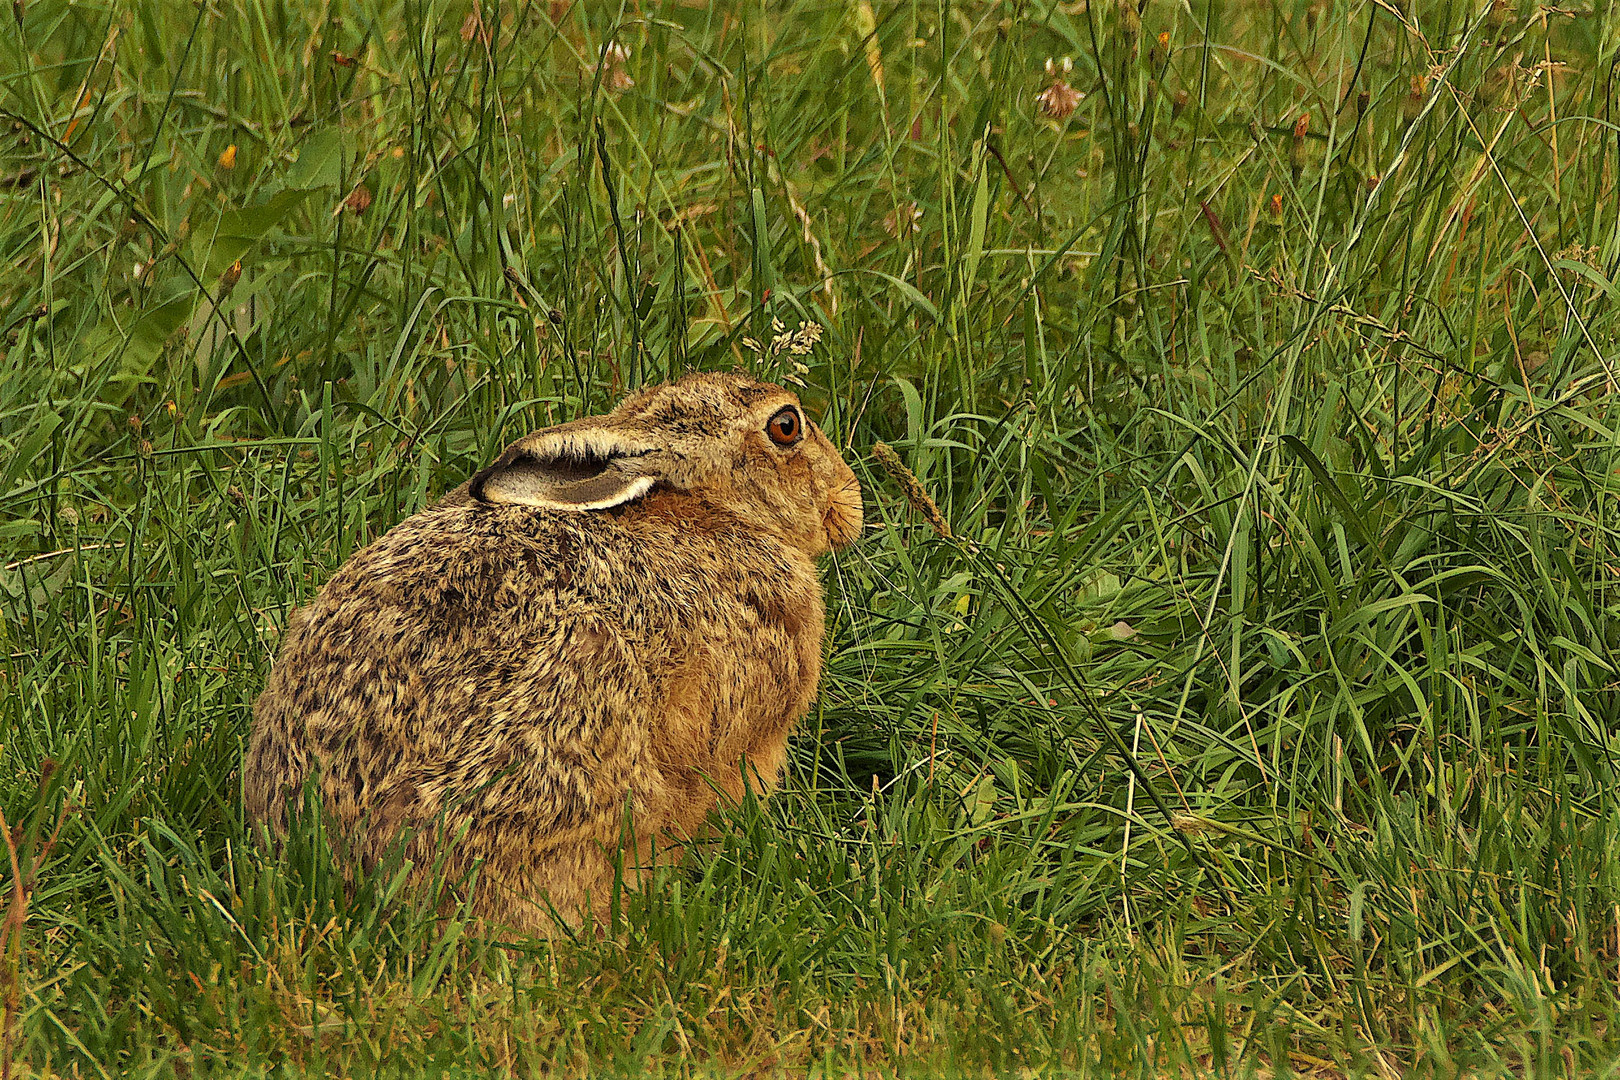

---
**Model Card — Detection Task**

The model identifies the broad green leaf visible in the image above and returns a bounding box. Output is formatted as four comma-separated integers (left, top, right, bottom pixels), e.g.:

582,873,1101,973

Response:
197,188,313,278
0,409,61,494
188,131,345,281
893,375,924,447
284,129,345,191
838,268,940,321
750,186,774,300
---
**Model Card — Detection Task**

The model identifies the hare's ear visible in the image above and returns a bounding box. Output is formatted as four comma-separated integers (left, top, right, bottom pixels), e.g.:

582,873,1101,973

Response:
469,429,660,511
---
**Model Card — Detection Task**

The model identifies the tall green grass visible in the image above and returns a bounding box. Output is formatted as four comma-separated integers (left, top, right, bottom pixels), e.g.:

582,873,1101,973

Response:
3,0,1620,1073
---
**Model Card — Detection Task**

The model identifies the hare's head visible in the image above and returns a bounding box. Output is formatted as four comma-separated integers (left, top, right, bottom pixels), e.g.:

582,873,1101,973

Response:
469,372,862,556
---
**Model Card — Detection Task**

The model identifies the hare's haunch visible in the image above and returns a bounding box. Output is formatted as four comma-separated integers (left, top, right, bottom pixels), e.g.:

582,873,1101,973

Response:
244,372,862,934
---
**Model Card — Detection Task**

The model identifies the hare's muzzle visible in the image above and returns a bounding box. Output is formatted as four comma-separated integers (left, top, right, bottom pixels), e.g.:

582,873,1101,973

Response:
818,446,863,552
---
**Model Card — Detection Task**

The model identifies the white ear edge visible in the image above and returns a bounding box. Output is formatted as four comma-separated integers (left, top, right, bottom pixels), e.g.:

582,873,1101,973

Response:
543,474,655,512
478,469,657,511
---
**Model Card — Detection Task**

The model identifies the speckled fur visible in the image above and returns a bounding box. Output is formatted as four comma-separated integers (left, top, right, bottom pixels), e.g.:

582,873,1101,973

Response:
244,373,861,935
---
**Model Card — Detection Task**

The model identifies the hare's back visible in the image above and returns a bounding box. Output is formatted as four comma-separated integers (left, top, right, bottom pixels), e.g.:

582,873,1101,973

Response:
250,495,824,844
276,498,817,743
320,498,810,622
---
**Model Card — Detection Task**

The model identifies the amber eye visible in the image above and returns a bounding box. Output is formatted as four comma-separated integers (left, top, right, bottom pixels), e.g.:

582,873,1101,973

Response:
766,407,801,446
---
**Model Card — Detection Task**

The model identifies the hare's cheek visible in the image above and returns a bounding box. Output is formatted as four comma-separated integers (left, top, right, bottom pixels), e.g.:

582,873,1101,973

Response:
764,449,814,496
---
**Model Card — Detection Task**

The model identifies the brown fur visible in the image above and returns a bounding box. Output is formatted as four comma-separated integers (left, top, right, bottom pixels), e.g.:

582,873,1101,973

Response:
243,373,862,935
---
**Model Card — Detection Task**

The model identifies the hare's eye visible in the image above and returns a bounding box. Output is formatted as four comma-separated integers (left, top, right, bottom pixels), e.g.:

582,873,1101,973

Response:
766,407,801,446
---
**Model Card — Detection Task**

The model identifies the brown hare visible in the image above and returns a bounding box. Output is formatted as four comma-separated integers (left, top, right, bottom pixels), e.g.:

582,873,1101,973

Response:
244,371,862,935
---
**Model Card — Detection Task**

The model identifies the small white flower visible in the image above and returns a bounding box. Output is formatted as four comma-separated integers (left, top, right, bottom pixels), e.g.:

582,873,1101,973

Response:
597,42,635,93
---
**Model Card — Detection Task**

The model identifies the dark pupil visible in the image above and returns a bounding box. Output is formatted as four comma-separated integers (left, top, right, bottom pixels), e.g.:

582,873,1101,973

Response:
774,412,796,439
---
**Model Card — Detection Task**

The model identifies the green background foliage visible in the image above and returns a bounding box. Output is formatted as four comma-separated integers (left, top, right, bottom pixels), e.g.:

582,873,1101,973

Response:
3,0,1620,1073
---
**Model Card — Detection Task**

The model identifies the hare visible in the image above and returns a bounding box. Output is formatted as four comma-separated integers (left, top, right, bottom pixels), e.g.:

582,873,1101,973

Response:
244,371,862,935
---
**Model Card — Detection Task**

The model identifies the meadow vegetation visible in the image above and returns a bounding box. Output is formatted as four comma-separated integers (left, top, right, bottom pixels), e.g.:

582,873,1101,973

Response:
3,0,1620,1074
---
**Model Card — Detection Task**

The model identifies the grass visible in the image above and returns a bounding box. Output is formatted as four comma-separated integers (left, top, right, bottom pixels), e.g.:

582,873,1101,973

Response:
3,0,1620,1073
